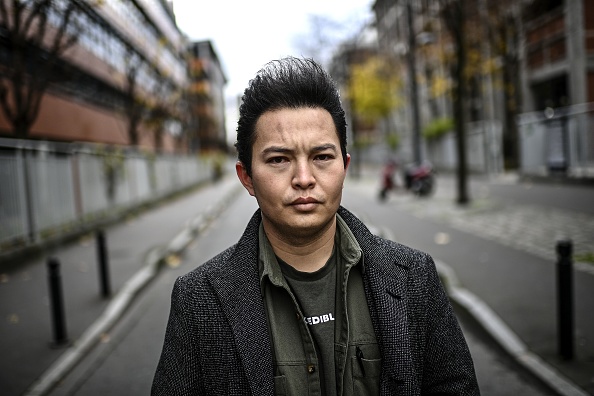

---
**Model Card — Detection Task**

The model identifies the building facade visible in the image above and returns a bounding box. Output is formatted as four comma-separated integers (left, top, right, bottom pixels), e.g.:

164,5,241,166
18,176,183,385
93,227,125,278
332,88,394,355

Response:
521,0,594,110
518,0,594,175
370,0,594,175
0,0,191,153
188,40,228,152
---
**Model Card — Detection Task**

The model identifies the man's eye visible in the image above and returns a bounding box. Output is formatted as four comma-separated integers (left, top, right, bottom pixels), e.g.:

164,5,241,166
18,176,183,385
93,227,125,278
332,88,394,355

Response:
316,154,333,161
268,157,286,164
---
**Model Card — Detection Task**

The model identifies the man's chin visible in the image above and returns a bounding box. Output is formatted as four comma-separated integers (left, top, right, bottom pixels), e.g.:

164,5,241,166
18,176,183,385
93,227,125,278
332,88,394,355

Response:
284,215,335,238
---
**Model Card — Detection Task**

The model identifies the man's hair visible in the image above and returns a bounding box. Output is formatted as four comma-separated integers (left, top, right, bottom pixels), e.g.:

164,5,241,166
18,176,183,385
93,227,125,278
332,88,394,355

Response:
235,56,347,176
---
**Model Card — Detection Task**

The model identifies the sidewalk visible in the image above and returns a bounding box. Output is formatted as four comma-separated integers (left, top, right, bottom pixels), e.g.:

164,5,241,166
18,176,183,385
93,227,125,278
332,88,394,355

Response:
0,173,243,396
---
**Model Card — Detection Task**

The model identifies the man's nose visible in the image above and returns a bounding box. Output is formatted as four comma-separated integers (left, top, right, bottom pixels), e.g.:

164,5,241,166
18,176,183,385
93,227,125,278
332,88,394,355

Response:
292,161,315,189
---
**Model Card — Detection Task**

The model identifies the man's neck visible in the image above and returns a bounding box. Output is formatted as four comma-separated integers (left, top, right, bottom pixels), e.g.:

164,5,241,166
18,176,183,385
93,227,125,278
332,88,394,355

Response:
264,217,337,273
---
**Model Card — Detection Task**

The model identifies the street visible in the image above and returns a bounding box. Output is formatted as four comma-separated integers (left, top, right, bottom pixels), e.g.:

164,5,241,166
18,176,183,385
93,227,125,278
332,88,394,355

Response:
44,172,575,396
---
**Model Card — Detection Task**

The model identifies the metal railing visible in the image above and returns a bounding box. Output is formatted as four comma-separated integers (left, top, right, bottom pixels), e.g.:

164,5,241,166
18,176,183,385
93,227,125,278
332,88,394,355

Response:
0,139,213,249
423,120,503,174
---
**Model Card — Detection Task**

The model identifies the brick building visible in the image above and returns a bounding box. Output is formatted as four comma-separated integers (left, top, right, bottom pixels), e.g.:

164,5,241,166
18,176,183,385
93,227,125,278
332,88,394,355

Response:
0,0,191,153
188,40,228,153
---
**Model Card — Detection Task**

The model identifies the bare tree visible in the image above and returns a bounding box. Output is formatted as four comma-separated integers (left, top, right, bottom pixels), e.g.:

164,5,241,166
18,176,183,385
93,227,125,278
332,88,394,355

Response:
124,52,144,147
439,0,470,205
293,13,371,69
488,0,522,170
0,0,81,137
293,15,345,67
147,77,173,153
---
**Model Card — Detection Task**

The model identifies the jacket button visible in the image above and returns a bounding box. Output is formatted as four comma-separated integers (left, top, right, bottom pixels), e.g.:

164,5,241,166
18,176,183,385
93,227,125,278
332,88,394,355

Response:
307,365,315,374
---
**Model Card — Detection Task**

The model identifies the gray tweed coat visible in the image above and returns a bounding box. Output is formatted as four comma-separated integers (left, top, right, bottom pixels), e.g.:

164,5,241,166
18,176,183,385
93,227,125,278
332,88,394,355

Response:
152,207,479,395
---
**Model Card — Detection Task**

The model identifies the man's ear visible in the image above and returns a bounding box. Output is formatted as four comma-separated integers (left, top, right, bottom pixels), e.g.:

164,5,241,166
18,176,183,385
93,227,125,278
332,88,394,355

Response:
236,161,256,196
344,153,351,171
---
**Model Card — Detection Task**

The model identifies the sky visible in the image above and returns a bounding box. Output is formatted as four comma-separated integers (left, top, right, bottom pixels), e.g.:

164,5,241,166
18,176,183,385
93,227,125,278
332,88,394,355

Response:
171,0,374,143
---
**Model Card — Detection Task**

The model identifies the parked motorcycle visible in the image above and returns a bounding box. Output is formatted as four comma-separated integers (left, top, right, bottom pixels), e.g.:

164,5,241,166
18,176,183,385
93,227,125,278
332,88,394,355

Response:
403,161,435,197
378,160,435,201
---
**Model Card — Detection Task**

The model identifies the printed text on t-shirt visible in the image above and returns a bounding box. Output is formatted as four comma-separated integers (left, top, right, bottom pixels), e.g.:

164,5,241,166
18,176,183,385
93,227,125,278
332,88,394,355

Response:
304,313,335,325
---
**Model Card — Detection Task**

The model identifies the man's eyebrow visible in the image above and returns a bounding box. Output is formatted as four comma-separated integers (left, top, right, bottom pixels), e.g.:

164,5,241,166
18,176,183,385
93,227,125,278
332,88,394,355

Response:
261,144,337,155
262,146,292,155
312,143,338,152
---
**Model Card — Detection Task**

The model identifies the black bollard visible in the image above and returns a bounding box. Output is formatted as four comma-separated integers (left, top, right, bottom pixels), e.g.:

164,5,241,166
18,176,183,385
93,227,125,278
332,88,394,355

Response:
47,257,69,347
96,230,112,297
556,239,574,360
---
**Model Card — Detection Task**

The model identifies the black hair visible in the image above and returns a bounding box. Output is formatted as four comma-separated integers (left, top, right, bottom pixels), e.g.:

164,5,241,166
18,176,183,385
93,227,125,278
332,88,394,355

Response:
235,57,347,176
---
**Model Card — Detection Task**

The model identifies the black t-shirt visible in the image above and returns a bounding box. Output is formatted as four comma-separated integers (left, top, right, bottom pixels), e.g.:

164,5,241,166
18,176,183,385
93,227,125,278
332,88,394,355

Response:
278,250,337,396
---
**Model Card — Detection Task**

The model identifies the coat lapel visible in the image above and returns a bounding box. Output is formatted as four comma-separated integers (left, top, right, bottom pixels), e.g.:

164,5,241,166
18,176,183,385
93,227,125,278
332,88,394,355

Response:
338,207,413,384
207,210,275,395
365,259,412,383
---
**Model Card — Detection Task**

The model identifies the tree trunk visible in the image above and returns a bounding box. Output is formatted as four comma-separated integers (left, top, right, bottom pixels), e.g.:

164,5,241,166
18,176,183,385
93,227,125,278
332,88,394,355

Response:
502,51,521,170
443,0,470,205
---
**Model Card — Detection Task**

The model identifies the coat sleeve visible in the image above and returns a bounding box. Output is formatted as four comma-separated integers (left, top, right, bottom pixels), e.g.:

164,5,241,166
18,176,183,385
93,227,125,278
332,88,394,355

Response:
420,256,480,395
151,277,203,396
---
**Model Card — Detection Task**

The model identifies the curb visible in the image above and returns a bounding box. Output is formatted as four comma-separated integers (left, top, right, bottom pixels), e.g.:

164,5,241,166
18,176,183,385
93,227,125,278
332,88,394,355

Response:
376,225,589,396
24,183,243,396
434,259,590,396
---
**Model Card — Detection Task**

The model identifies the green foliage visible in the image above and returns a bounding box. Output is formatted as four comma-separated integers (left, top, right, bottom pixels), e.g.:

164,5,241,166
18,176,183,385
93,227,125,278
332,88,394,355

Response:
422,117,454,140
348,56,403,123
353,135,373,150
200,151,228,181
386,133,400,150
575,252,594,264
95,145,126,201
95,145,125,176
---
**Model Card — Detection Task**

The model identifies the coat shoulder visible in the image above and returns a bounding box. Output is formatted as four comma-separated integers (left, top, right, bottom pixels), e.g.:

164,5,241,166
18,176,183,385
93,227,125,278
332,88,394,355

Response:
372,234,432,269
338,206,434,273
175,244,238,288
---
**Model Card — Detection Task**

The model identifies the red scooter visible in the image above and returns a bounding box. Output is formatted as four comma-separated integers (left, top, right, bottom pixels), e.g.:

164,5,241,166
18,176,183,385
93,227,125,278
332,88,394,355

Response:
379,160,435,201
403,161,435,197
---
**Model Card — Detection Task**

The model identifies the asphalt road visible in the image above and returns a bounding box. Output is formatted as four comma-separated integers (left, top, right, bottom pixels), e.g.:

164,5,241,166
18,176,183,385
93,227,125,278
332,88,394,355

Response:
47,185,558,395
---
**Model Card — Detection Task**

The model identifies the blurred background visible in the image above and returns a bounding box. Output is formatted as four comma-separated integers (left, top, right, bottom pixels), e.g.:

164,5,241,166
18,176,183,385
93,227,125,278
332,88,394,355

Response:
1,0,593,248
1,1,593,395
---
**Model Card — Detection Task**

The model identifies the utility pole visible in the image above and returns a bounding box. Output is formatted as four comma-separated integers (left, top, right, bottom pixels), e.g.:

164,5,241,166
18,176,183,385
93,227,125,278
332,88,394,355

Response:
406,0,422,166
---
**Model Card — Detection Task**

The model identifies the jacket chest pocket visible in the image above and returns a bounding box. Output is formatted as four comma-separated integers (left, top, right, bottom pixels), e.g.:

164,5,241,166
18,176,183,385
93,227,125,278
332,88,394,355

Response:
273,363,318,396
274,375,287,396
351,354,381,395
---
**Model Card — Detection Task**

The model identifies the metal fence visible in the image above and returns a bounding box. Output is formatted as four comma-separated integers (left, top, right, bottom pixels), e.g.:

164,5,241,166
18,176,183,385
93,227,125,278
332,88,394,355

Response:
518,103,594,177
0,140,213,248
424,120,503,174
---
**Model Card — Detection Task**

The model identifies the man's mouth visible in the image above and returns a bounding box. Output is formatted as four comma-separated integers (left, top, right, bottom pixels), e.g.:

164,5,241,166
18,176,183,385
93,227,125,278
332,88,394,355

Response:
292,197,319,205
290,197,321,210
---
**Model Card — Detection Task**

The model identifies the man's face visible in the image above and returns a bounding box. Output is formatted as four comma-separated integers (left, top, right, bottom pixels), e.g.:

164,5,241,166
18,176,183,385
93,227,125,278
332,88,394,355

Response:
236,107,350,242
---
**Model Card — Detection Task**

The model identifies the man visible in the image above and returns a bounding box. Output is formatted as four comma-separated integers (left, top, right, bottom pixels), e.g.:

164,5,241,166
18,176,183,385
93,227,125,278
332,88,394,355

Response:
152,57,479,395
